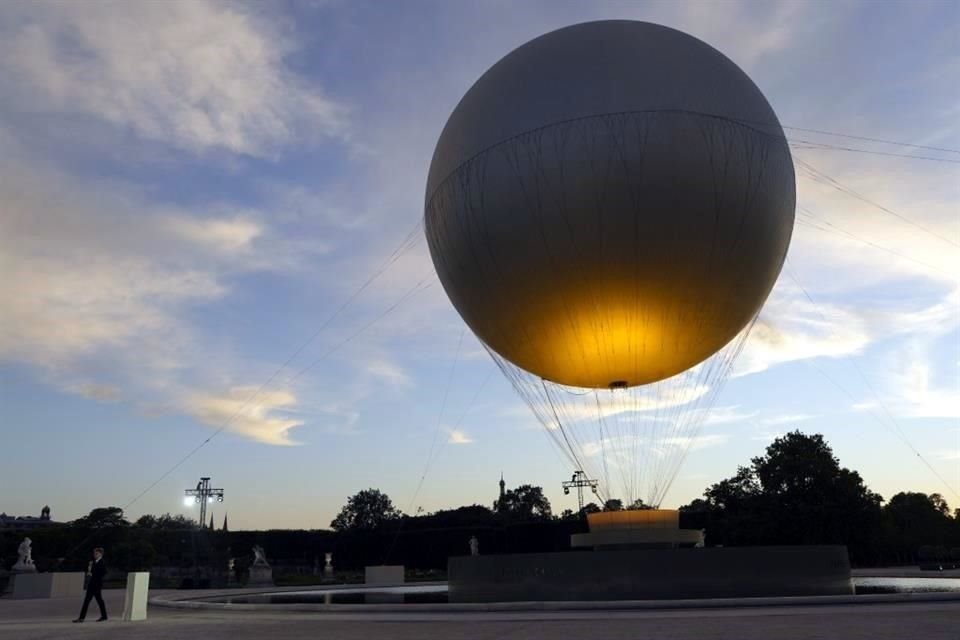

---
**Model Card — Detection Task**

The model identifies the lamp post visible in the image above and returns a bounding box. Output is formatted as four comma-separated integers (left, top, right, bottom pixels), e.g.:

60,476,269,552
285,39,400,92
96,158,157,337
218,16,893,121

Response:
562,470,598,514
184,477,224,530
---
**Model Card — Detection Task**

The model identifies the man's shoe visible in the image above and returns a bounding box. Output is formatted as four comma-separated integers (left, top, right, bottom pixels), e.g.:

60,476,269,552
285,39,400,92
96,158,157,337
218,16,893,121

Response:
96,616,108,621
72,618,84,623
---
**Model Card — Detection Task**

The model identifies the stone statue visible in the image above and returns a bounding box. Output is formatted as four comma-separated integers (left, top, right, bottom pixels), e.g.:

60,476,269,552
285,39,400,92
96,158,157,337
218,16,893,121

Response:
469,535,479,556
13,537,37,573
252,545,270,567
324,552,333,578
247,546,274,587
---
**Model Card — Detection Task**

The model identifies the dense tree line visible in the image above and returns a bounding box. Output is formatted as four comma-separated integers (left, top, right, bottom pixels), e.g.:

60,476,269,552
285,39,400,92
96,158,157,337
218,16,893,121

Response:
3,433,958,576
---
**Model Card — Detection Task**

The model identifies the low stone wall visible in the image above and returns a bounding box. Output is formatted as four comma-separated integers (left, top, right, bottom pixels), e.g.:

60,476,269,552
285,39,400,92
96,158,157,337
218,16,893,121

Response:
449,546,852,602
10,572,85,599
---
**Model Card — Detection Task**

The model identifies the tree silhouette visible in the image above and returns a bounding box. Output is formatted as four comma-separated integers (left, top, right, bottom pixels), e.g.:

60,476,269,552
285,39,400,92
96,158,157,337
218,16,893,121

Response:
579,502,601,517
689,431,883,560
330,489,401,531
71,507,129,528
603,499,623,512
135,513,197,529
494,484,552,520
883,492,955,560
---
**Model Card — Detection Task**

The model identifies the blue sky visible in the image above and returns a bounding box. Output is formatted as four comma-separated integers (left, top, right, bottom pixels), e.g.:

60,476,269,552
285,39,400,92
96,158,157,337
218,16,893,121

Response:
0,0,957,530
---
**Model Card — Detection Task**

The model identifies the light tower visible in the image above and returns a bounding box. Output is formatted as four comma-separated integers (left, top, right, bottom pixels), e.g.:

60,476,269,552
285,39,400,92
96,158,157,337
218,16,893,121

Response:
184,477,224,529
562,470,598,514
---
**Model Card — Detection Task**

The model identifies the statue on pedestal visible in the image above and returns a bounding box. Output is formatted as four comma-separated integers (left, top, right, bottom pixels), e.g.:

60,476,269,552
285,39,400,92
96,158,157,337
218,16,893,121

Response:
247,545,274,587
323,552,333,578
12,538,37,573
469,536,479,556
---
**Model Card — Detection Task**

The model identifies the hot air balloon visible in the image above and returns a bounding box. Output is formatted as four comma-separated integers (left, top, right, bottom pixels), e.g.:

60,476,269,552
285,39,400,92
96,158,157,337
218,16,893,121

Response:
425,21,795,507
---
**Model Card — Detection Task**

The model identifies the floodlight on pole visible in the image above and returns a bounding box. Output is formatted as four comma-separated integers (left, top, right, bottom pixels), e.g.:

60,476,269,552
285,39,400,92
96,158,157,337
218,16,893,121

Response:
561,470,598,514
184,477,224,529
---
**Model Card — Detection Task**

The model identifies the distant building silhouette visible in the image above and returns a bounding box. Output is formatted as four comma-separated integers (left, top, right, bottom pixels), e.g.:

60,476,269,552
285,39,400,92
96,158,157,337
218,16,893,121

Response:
497,472,506,513
0,505,62,530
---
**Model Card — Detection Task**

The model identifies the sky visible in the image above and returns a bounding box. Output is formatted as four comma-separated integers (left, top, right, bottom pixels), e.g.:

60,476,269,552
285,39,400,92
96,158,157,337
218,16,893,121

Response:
0,0,957,531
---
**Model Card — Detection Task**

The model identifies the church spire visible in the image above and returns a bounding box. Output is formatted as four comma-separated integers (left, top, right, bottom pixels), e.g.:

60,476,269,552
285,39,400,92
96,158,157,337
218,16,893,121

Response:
499,472,505,500
222,513,229,532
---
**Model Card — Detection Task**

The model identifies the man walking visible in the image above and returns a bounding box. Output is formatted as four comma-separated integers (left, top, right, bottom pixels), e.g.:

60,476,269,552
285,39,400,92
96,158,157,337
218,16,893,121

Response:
73,547,108,622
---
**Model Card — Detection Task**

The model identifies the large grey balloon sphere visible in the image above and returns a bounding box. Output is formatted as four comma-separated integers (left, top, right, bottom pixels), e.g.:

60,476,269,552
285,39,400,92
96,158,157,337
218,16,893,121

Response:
425,20,795,389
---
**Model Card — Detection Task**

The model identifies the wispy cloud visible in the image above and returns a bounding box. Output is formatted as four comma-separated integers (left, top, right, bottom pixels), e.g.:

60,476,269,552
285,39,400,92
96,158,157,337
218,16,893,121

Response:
0,128,322,419
581,432,729,459
364,358,413,388
69,383,122,403
737,286,871,377
0,1,348,157
446,428,474,444
761,413,818,426
182,386,304,445
661,433,730,451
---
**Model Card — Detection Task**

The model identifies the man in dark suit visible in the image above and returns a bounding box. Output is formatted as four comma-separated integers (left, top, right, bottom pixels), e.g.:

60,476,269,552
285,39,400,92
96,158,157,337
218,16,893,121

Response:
73,547,108,622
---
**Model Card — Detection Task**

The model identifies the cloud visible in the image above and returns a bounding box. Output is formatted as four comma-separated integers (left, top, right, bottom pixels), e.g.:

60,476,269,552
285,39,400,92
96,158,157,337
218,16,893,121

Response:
0,153,218,376
364,358,413,388
670,0,818,70
500,377,711,427
446,428,474,445
69,383,122,403
163,216,263,256
0,128,324,417
581,432,729,459
0,0,348,157
736,284,871,377
182,386,304,445
761,413,817,426
887,348,960,419
702,406,758,426
661,433,730,451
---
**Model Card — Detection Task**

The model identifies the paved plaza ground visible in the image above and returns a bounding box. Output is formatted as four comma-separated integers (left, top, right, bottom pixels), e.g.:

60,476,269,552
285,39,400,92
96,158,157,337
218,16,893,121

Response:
1,589,959,640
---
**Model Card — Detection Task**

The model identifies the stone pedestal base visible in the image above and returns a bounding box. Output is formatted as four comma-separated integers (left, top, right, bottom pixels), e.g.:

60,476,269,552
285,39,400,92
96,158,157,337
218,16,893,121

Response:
247,566,274,587
449,546,852,602
11,563,37,573
10,572,85,599
364,565,405,585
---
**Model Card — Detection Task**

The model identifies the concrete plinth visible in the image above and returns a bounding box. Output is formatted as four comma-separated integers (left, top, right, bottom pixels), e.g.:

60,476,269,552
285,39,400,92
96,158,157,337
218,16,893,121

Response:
247,566,274,587
10,572,85,599
365,565,405,585
449,546,852,602
122,572,150,621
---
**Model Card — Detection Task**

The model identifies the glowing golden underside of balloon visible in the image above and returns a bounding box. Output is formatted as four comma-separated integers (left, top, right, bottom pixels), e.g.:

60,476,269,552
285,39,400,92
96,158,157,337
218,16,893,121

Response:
507,299,726,389
448,265,764,389
587,510,679,531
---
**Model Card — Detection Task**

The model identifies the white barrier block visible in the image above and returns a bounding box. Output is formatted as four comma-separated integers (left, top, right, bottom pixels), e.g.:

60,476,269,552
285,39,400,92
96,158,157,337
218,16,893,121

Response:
122,572,150,621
